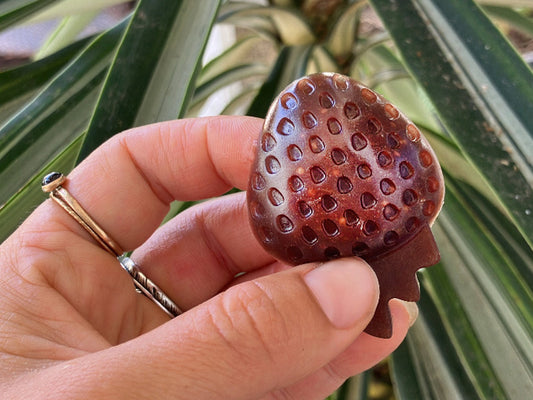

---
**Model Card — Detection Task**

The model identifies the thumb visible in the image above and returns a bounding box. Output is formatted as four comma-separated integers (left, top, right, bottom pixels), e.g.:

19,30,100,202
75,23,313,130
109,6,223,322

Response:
37,258,379,399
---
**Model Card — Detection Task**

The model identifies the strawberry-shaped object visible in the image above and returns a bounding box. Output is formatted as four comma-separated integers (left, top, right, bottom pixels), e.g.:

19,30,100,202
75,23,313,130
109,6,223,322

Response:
247,73,444,338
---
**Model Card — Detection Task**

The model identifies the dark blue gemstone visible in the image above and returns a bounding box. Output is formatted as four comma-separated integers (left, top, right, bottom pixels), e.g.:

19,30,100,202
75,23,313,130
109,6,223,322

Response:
42,172,63,187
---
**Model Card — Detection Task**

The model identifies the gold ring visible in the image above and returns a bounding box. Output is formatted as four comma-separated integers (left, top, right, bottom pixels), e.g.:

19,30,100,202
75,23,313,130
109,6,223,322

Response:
42,172,182,318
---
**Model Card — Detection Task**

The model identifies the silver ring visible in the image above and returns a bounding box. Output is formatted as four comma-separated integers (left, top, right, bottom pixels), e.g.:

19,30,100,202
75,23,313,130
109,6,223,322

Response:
42,172,182,318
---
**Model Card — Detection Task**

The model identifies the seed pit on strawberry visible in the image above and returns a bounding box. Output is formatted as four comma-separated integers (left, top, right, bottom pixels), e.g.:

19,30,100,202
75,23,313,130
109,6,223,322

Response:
377,150,393,167
357,163,372,179
351,133,367,151
302,225,319,244
344,102,360,119
344,209,359,225
331,148,347,165
327,118,342,135
309,135,325,153
380,178,396,195
337,176,353,193
320,92,335,109
287,144,302,161
247,73,444,338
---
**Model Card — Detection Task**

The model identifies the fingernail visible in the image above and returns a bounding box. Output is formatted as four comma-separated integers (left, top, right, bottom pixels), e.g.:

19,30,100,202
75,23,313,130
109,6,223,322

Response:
399,300,419,327
304,258,379,329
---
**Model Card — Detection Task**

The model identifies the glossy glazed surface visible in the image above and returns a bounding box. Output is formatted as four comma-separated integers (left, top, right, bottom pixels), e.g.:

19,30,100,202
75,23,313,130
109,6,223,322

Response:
248,73,444,265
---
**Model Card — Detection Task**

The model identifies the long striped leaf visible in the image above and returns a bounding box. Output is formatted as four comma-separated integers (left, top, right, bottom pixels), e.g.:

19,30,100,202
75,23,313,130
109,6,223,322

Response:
0,20,126,215
77,0,221,160
369,0,533,248
0,0,57,31
0,36,92,106
247,45,312,118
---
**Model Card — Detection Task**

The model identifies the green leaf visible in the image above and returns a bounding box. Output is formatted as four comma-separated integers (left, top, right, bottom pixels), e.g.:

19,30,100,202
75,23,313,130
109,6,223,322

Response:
77,0,221,161
406,281,502,399
449,176,533,289
192,63,269,110
247,45,312,118
0,134,84,242
0,20,125,209
327,0,365,59
25,0,129,23
218,2,314,45
390,340,425,400
35,12,98,59
198,35,266,86
0,35,92,106
418,123,506,212
442,176,533,343
337,371,370,400
218,2,277,40
0,0,58,31
220,87,259,116
369,0,533,248
477,0,533,6
309,46,339,74
484,5,533,38
425,182,533,397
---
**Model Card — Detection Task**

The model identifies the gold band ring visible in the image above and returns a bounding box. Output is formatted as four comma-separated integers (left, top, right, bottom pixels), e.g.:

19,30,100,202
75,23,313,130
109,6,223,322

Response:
42,172,182,318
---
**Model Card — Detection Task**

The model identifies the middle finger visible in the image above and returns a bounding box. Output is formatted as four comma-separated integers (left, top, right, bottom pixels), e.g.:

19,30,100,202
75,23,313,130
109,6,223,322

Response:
132,192,277,310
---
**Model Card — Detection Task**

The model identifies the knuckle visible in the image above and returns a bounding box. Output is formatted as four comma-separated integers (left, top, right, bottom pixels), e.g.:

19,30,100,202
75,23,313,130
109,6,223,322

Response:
209,280,294,365
323,361,346,385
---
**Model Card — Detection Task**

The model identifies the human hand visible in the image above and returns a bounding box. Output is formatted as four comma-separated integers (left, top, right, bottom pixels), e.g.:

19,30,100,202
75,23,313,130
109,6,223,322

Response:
0,116,416,399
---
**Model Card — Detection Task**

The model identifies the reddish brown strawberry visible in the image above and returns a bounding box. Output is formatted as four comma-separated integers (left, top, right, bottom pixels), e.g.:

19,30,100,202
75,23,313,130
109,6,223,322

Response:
247,73,444,338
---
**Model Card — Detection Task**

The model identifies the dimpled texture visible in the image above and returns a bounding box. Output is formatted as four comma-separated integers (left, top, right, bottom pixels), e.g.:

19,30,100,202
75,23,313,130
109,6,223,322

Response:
248,73,444,266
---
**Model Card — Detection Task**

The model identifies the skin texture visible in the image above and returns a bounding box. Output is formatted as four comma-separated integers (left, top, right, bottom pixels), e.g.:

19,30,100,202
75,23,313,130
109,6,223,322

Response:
0,116,414,399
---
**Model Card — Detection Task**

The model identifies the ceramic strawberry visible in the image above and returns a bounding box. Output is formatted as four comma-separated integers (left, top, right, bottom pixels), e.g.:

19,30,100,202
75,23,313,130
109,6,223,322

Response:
247,73,444,338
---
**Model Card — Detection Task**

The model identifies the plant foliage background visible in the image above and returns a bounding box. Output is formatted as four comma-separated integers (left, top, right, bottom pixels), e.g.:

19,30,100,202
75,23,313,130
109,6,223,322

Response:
1,0,533,399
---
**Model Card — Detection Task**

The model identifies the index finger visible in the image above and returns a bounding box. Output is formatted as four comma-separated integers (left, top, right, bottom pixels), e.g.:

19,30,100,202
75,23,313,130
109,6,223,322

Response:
43,116,263,251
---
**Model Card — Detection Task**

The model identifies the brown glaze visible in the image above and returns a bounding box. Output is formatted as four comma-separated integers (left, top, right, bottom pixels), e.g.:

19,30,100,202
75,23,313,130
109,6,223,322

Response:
247,73,444,338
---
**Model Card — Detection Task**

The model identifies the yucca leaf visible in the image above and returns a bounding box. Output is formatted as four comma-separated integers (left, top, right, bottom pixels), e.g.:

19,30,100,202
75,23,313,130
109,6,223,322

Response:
369,0,533,248
441,179,533,346
327,0,365,59
35,12,98,59
77,0,221,161
220,87,259,116
0,0,58,31
247,45,312,118
406,282,503,399
0,35,92,106
0,92,38,124
477,0,533,6
218,2,314,45
450,177,533,288
0,134,84,241
198,35,267,86
390,340,424,400
338,371,370,400
309,46,339,74
218,2,278,39
191,64,269,110
426,194,533,397
25,0,129,23
484,5,533,38
352,43,507,210
0,20,125,209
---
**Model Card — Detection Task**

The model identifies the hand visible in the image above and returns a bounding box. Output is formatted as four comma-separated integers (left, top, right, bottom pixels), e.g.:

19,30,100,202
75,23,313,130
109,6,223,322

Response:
0,116,416,399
